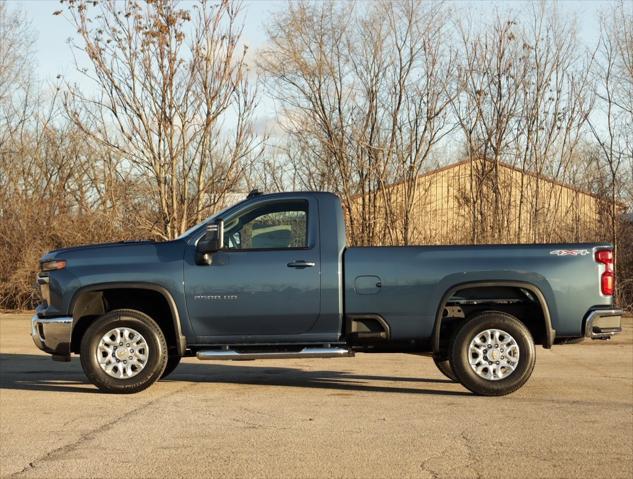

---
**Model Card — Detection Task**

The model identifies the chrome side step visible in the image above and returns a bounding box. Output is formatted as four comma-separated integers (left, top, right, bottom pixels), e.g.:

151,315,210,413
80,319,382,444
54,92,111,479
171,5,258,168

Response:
196,347,354,361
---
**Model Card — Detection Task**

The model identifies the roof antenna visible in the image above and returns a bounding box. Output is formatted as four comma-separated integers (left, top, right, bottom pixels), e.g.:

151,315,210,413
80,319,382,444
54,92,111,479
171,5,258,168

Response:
247,188,263,199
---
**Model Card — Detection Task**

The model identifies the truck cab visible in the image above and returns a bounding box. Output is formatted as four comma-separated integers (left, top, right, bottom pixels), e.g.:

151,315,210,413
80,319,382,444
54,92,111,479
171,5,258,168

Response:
184,192,345,343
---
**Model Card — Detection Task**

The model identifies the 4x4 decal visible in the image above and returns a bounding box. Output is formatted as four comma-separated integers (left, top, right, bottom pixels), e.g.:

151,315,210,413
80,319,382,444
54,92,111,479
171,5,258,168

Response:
549,249,591,256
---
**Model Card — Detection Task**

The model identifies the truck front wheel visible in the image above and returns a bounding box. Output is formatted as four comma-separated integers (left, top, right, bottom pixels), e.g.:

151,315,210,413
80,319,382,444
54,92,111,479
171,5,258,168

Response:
160,355,182,379
79,309,168,394
450,311,536,396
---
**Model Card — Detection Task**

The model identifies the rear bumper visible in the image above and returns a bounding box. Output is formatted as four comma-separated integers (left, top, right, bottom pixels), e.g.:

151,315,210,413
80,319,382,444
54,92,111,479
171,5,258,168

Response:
584,309,623,340
31,314,72,356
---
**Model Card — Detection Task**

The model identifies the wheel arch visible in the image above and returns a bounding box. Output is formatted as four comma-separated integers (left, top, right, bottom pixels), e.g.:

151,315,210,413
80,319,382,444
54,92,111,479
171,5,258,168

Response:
432,280,555,356
70,282,186,355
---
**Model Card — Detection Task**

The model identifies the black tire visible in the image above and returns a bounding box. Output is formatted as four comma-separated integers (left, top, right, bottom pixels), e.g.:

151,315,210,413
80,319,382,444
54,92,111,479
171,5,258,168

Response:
450,311,536,396
160,355,182,379
433,356,458,382
80,309,168,394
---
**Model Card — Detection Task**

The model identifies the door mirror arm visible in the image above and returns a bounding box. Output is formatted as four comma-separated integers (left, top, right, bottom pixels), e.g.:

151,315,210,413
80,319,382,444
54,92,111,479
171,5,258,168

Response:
196,219,224,265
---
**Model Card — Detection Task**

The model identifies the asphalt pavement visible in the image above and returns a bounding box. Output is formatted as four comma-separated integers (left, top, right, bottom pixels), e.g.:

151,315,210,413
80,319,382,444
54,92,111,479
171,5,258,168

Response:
1,313,632,478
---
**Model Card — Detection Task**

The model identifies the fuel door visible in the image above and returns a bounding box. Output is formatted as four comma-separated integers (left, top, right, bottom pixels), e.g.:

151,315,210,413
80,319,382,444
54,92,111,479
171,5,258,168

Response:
354,275,382,295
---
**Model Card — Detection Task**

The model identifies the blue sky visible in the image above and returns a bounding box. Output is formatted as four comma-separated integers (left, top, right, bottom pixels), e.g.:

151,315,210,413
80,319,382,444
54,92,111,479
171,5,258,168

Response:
17,0,286,88
8,0,614,130
14,0,610,85
5,1,627,210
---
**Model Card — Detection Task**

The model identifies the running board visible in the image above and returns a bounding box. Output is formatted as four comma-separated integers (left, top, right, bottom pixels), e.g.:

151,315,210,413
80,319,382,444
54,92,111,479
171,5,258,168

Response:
196,347,354,361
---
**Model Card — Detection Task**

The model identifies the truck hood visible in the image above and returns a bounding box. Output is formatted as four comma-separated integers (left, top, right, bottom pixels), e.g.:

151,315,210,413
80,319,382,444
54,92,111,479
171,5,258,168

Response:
46,240,156,256
40,240,164,264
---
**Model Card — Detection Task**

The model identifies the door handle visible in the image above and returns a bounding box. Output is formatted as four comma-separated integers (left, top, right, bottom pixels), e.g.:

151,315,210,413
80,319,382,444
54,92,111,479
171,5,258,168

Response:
287,260,316,269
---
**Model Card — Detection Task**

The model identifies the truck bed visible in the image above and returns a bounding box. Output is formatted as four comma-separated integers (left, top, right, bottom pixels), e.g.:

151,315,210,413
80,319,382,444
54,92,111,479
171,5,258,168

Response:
344,243,612,341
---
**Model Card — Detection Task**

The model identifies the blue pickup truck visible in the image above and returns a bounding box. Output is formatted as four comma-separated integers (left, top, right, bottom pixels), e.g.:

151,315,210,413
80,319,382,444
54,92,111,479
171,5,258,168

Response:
32,191,623,395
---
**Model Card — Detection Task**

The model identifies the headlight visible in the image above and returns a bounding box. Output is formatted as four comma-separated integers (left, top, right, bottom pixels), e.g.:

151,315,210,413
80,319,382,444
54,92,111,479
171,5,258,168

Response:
40,260,66,272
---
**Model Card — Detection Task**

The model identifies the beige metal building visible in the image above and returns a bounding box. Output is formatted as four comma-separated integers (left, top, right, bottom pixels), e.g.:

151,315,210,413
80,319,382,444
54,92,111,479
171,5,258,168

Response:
351,159,606,246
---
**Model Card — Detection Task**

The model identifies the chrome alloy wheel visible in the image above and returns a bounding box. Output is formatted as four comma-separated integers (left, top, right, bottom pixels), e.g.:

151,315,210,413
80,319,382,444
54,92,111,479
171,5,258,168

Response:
468,328,520,381
96,327,149,379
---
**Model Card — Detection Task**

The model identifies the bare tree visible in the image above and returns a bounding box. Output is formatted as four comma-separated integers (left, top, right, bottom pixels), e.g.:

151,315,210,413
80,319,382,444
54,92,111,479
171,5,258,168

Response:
587,1,633,307
0,3,46,309
260,0,454,245
516,2,594,242
0,3,37,157
452,3,592,243
59,0,263,240
259,1,363,239
451,12,528,242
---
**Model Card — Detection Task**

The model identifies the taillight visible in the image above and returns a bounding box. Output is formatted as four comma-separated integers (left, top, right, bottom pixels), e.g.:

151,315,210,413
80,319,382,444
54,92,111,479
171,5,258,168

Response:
595,249,614,296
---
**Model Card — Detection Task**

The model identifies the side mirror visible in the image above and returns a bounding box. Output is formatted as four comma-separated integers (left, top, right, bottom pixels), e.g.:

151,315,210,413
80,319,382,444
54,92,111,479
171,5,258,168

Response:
196,219,224,265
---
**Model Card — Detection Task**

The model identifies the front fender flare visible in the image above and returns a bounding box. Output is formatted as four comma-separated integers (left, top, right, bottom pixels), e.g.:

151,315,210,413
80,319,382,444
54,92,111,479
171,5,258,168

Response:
69,282,187,355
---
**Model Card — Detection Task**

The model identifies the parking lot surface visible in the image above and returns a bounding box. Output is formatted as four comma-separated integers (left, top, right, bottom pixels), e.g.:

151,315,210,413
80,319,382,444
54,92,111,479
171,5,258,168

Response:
1,313,632,478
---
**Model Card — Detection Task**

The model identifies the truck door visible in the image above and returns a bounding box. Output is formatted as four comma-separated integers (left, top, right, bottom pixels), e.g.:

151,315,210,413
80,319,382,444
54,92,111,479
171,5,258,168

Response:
183,198,321,339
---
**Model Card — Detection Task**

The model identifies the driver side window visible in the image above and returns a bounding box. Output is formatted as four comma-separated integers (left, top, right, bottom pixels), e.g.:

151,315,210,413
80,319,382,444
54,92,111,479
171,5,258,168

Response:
223,201,308,250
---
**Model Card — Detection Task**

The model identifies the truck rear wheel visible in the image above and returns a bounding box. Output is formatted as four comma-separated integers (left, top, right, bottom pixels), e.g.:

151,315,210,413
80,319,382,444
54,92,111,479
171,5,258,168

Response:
432,356,458,382
79,309,167,394
450,311,536,396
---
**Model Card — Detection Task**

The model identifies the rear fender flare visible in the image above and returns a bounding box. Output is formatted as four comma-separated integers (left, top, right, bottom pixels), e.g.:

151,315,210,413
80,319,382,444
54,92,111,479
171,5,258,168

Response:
432,280,555,355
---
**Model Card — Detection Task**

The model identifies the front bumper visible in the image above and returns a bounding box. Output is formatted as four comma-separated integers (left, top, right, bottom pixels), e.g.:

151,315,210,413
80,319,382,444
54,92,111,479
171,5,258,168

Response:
584,309,623,340
31,314,72,357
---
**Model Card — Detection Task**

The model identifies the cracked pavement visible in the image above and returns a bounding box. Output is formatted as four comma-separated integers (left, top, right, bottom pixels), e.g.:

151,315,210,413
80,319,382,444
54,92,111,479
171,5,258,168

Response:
1,313,632,478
